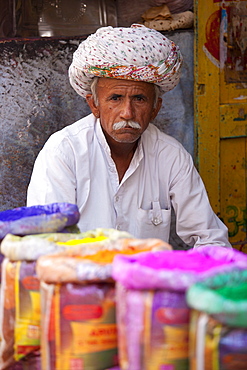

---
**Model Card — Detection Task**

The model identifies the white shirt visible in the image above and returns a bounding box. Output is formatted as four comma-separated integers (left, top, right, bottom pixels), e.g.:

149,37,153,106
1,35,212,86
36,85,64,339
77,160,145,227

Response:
27,114,231,248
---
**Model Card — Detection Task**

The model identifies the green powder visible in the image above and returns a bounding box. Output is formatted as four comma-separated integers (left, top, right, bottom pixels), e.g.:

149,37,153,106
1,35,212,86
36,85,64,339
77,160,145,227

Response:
216,281,247,301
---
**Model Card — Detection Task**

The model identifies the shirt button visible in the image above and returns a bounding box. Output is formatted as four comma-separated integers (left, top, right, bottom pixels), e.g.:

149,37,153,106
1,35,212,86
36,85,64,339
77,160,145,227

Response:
152,217,161,226
116,225,121,230
115,196,119,202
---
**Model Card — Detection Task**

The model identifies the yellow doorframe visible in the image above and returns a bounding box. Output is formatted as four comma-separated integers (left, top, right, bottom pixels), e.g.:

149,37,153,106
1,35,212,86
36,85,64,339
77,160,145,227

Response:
194,0,247,251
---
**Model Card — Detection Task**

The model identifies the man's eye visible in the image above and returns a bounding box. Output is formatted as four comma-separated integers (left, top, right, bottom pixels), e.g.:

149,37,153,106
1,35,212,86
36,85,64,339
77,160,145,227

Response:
134,95,146,101
110,95,121,101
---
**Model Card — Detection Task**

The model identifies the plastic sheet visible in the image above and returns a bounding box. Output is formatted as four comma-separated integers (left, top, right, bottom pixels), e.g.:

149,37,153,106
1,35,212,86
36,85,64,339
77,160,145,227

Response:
0,203,80,240
186,269,247,328
0,259,42,369
41,281,118,370
116,283,190,370
189,310,247,370
38,237,170,370
112,246,247,370
0,228,135,369
187,268,247,369
4,351,41,370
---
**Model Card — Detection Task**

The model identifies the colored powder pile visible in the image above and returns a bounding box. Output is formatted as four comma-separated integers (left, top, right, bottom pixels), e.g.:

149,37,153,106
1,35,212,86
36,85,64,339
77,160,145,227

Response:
56,236,108,246
83,248,151,264
0,204,73,221
132,250,233,272
57,237,151,263
216,282,247,301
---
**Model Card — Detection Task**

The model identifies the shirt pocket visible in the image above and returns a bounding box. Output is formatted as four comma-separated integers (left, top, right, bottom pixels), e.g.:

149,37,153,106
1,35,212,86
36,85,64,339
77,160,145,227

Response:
135,201,171,241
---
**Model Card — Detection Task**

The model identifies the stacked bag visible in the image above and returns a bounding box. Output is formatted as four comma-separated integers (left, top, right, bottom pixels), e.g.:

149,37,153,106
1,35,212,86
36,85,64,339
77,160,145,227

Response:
36,237,170,370
0,203,247,369
112,247,247,370
0,202,81,369
0,203,171,369
187,269,247,370
0,203,81,368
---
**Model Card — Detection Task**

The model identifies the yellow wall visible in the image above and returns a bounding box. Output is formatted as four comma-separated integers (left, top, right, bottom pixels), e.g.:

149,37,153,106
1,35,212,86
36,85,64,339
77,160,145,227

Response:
194,0,247,251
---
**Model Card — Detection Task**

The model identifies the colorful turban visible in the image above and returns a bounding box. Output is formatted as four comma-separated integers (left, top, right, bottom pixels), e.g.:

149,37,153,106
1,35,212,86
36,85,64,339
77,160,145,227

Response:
69,24,183,97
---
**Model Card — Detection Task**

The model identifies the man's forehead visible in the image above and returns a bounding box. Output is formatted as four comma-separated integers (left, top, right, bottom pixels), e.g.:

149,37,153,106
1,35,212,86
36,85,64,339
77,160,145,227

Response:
97,77,155,93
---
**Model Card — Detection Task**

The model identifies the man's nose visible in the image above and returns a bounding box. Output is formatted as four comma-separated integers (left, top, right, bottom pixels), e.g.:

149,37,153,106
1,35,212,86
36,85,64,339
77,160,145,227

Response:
120,100,134,120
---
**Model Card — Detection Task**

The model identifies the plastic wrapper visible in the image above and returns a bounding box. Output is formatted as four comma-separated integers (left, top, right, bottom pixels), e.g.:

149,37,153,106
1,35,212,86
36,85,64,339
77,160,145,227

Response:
186,269,247,328
187,269,247,369
0,259,41,369
41,281,118,370
0,203,80,240
0,202,80,333
116,283,190,370
39,238,170,370
4,351,41,370
0,229,139,369
189,310,247,370
112,246,247,370
0,228,133,261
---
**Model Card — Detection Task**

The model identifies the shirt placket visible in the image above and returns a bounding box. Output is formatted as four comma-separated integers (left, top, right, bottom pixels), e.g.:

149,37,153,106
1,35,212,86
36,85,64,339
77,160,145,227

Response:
114,182,129,231
96,120,143,231
113,149,143,232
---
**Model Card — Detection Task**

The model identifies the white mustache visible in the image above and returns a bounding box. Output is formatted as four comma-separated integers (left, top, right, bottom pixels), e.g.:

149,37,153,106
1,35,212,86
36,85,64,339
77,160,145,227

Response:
112,121,141,130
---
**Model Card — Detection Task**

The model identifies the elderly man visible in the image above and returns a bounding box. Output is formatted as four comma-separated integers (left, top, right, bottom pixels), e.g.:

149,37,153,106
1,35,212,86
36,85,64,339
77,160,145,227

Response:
27,24,231,248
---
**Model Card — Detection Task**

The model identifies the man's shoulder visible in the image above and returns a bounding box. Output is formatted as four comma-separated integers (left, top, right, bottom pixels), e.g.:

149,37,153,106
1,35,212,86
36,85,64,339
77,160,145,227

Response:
45,114,95,147
143,124,193,172
58,113,95,137
144,123,186,151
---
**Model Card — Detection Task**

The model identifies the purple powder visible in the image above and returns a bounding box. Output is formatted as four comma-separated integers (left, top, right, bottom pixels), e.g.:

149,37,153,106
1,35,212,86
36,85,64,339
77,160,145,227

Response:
0,203,80,239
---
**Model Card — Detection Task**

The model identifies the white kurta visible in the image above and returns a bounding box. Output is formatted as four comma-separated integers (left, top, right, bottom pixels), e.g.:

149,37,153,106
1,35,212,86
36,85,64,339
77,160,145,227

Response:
27,114,231,248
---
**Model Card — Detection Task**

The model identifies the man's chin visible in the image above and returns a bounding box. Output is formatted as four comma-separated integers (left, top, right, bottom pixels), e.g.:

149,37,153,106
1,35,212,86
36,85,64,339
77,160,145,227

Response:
111,129,142,143
112,134,140,144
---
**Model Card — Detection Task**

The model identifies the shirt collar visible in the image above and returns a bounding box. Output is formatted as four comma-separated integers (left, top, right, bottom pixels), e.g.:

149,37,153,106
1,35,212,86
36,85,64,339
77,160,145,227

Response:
95,118,111,156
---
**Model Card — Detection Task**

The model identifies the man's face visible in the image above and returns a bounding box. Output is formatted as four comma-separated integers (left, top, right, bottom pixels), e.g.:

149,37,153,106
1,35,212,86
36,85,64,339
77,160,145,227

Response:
86,78,162,145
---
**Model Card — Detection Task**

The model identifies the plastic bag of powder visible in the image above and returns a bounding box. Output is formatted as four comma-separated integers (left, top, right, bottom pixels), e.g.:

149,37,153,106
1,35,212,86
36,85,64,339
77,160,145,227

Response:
186,269,247,328
112,246,247,370
0,203,80,240
38,238,170,370
187,269,247,370
112,246,247,290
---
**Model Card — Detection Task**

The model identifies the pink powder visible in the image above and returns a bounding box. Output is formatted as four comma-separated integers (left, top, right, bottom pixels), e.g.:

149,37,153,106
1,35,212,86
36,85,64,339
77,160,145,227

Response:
133,250,232,273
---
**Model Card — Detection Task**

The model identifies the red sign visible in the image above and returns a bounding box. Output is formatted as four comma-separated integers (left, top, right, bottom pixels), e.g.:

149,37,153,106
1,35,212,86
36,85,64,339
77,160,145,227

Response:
63,304,103,321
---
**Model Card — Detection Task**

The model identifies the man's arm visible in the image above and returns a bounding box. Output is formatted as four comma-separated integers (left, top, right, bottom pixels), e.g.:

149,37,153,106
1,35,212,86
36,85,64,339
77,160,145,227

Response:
27,142,76,207
170,155,232,248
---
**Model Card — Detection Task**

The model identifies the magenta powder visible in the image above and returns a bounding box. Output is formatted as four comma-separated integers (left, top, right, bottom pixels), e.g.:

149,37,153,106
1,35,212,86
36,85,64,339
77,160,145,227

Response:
112,246,247,291
133,250,232,272
112,246,247,370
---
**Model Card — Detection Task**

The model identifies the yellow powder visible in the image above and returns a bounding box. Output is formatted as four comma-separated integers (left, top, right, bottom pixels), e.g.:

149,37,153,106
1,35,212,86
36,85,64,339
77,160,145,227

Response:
56,236,108,246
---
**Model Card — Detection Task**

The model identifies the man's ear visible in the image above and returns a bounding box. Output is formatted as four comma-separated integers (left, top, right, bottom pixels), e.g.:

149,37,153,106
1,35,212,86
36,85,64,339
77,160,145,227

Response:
86,94,100,118
151,97,162,121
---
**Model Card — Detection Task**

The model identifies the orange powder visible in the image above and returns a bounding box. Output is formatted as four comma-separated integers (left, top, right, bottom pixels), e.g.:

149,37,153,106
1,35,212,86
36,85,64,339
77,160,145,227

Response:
81,248,150,264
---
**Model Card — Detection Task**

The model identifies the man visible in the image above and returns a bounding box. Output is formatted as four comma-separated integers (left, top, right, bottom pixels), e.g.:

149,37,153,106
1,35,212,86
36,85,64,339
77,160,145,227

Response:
27,24,231,248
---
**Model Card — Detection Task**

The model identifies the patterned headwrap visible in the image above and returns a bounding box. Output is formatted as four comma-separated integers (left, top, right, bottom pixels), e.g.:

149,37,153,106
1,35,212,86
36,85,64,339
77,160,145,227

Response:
69,24,183,98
